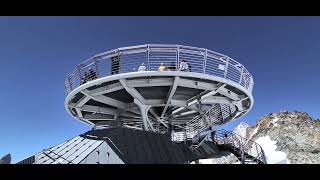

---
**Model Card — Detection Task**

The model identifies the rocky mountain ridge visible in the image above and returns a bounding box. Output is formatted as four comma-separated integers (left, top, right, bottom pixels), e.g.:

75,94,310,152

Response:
207,111,320,164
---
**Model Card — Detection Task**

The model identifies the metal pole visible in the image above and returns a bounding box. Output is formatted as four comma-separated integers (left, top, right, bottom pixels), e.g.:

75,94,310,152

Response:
68,76,72,92
177,45,180,70
118,49,122,74
255,143,258,161
94,58,99,77
223,57,229,78
157,118,160,133
203,49,207,73
147,45,150,70
249,76,254,92
239,66,244,83
77,65,82,82
134,99,149,131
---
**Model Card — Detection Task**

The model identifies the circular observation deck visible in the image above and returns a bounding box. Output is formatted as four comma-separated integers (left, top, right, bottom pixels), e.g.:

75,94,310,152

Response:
65,44,254,140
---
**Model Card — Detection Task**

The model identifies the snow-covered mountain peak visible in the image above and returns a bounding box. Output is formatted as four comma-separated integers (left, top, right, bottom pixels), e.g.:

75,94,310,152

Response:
233,121,250,139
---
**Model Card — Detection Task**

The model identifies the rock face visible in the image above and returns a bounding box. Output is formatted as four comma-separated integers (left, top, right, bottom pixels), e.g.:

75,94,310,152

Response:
0,154,11,164
207,111,320,164
241,111,320,164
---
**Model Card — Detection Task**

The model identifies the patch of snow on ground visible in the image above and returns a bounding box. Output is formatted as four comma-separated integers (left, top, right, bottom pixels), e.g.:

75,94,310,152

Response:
234,122,249,139
198,159,214,164
255,135,289,164
272,117,279,124
246,124,260,144
191,158,240,164
190,159,214,164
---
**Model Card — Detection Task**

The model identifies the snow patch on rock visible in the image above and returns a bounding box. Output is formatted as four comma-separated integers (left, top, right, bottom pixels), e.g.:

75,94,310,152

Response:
233,122,250,139
255,135,289,164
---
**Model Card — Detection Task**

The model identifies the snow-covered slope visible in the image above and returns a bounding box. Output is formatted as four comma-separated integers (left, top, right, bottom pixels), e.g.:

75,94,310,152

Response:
191,152,240,164
254,135,289,164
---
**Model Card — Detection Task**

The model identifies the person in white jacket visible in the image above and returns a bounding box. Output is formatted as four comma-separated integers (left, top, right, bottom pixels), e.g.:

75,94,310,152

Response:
138,63,147,72
179,59,189,72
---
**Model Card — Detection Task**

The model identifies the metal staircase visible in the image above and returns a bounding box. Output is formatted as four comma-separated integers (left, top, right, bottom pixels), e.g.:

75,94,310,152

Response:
170,101,266,164
171,103,236,142
185,103,237,140
215,129,266,164
190,129,266,164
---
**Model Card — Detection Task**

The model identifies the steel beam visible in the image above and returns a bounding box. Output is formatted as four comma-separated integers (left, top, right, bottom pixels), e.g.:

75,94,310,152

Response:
120,79,146,104
134,99,155,131
83,114,115,120
177,78,218,91
161,77,180,117
84,82,124,96
149,108,168,128
92,95,128,109
172,84,226,115
126,78,174,88
75,95,90,108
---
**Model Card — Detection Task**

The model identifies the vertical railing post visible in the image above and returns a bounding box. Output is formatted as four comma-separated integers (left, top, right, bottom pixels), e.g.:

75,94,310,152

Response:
224,56,229,78
147,45,150,71
184,126,187,142
203,49,207,74
239,66,244,84
177,45,180,70
65,82,68,95
94,57,99,78
255,143,259,162
118,49,122,74
249,76,254,92
77,65,82,87
65,80,69,94
77,65,81,81
68,76,72,92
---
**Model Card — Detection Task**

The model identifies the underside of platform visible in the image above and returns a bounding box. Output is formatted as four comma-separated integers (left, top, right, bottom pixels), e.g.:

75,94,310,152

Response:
65,71,253,135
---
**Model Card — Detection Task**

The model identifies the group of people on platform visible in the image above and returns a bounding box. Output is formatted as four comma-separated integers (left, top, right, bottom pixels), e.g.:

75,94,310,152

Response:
138,60,191,72
79,59,191,85
80,68,98,85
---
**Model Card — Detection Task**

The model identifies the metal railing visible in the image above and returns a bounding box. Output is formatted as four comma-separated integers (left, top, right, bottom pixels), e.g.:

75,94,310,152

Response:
213,129,266,164
170,103,236,142
65,44,254,94
171,131,187,142
185,103,236,140
189,133,211,150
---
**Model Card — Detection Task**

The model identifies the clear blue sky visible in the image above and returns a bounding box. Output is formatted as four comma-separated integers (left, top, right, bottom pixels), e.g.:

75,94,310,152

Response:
0,16,319,163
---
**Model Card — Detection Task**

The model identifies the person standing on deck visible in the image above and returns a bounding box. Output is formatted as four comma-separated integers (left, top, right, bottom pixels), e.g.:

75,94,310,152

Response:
179,59,189,72
138,63,147,72
158,63,166,71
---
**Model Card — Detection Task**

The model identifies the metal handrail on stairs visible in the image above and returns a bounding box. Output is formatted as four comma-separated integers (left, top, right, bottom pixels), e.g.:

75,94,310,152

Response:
188,129,266,164
186,104,227,140
213,129,266,164
190,133,211,150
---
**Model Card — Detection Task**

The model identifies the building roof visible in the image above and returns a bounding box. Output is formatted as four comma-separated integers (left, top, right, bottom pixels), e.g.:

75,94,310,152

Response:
17,127,222,164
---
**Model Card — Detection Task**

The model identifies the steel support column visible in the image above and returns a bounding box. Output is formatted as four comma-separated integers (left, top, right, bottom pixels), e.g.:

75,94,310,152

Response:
134,99,152,131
